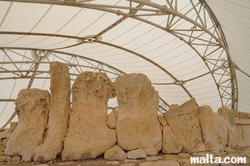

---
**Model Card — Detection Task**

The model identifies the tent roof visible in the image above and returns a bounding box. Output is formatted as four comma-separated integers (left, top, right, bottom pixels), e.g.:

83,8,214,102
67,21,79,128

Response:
0,0,249,128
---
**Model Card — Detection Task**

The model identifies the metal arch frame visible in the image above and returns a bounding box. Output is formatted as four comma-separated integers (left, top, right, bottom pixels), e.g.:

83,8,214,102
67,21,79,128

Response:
0,0,237,110
74,0,237,109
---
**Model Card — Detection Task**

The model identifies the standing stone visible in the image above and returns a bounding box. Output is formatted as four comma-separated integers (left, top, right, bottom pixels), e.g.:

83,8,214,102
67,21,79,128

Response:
198,106,225,150
213,113,228,147
164,98,203,152
5,89,50,162
237,125,250,148
218,107,237,148
34,62,70,162
115,73,162,155
162,125,182,154
62,72,116,161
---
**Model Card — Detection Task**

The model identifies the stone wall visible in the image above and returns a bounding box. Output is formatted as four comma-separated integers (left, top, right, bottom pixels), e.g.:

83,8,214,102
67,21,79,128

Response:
1,64,250,165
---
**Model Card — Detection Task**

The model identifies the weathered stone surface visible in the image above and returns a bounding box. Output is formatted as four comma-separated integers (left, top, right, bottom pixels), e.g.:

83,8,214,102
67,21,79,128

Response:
7,122,17,133
107,109,117,129
235,117,250,125
104,145,126,161
0,155,11,162
165,99,202,152
238,111,250,119
2,138,7,147
198,106,224,150
127,149,147,159
217,107,237,148
162,125,182,154
11,155,21,162
158,115,167,126
164,98,197,118
0,132,6,139
5,89,50,162
62,72,116,161
115,73,162,155
237,125,250,148
34,62,71,162
192,142,205,152
213,113,228,147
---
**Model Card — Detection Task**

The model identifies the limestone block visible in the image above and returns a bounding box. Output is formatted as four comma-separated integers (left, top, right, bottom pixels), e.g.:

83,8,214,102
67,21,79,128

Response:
34,62,70,162
62,72,116,161
235,117,250,125
7,122,17,133
166,108,203,152
2,138,7,147
238,111,250,119
168,104,179,111
198,106,224,150
218,107,237,148
213,113,228,147
107,109,117,129
158,115,167,126
115,73,162,155
192,142,205,152
237,125,250,148
164,98,197,118
127,149,147,159
104,145,126,161
0,131,6,139
0,155,11,162
11,155,21,162
4,89,50,162
162,125,182,154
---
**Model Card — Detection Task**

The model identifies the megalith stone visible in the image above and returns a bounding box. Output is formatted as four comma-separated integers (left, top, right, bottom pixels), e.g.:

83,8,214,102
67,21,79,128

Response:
5,89,50,162
237,125,250,148
34,62,70,162
218,107,238,148
115,73,162,155
62,72,116,161
164,98,203,152
198,106,225,150
104,145,127,161
162,125,182,154
214,113,228,147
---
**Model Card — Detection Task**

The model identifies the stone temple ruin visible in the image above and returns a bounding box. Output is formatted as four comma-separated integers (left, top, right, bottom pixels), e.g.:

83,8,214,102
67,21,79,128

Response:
0,61,250,165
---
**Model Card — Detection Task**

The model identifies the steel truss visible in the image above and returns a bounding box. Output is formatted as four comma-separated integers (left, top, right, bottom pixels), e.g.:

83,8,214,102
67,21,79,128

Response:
0,0,238,128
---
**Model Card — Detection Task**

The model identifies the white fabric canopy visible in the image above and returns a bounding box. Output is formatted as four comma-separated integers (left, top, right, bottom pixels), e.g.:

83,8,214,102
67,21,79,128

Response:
0,0,249,128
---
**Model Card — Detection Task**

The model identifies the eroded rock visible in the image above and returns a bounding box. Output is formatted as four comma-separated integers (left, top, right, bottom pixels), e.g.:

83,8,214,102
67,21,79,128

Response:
218,107,237,148
115,73,162,155
5,89,50,162
162,125,182,154
127,149,147,159
34,62,71,162
62,72,116,161
165,98,203,152
104,145,126,161
198,106,225,150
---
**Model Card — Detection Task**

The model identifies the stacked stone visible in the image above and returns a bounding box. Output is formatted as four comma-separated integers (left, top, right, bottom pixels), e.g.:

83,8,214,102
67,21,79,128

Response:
1,65,250,165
